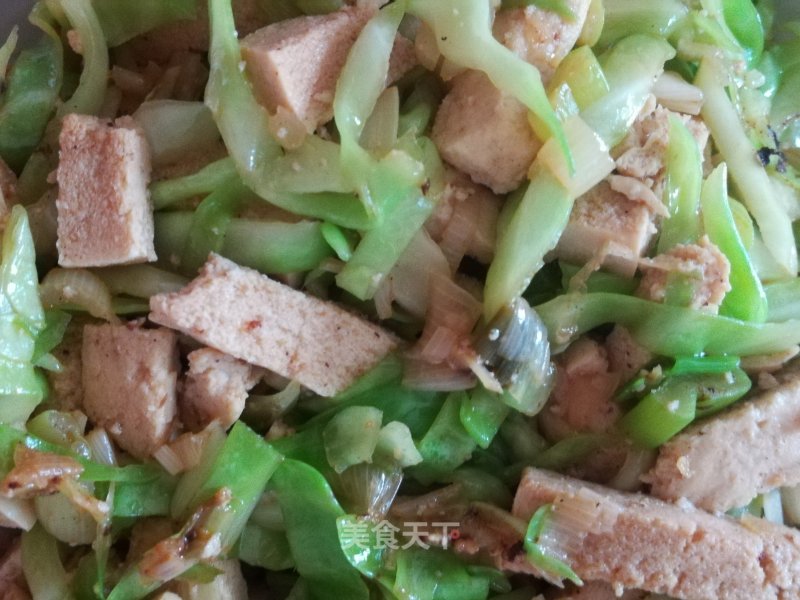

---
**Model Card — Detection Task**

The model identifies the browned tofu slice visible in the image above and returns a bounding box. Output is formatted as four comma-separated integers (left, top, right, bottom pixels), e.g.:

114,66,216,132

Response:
241,7,416,133
181,348,264,431
646,366,800,513
492,0,592,83
432,70,540,194
553,181,657,277
512,467,800,600
82,323,179,459
149,254,398,396
56,114,156,267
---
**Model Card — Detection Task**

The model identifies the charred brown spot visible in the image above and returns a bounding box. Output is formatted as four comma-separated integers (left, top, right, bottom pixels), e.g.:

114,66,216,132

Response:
244,319,262,332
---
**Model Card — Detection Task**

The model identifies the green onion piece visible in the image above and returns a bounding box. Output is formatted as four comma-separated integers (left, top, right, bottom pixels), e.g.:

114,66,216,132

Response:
559,263,638,295
21,524,72,600
484,167,571,320
155,212,333,275
620,377,697,447
92,0,197,47
701,163,768,322
523,504,582,585
597,0,688,47
151,157,238,210
397,74,443,137
765,278,800,322
181,176,249,275
374,421,423,467
548,46,609,110
537,291,800,357
272,459,370,600
583,34,676,148
0,38,61,172
31,310,71,365
59,0,109,117
695,54,797,277
459,387,510,450
113,470,175,517
323,406,383,474
408,0,572,170
532,433,615,471
694,367,751,418
409,392,477,484
670,355,740,376
658,115,703,252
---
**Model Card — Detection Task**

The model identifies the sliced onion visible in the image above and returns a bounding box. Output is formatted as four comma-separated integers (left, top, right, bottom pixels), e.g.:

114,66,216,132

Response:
606,447,656,492
35,491,96,545
781,485,800,526
653,71,704,115
762,489,784,525
93,265,189,299
360,86,400,157
132,100,220,167
386,230,451,319
334,462,403,520
39,268,119,323
402,358,476,391
0,497,36,531
84,428,117,466
153,445,184,476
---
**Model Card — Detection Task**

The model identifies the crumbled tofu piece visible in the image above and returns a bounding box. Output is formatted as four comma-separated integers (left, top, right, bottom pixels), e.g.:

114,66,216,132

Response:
605,325,653,382
432,71,540,193
44,318,85,412
56,114,156,267
637,236,731,313
181,348,264,431
492,0,592,83
241,7,416,133
0,539,28,600
425,168,501,268
511,467,800,599
82,323,179,459
553,181,657,277
539,338,622,442
149,254,398,396
646,366,800,513
614,99,710,190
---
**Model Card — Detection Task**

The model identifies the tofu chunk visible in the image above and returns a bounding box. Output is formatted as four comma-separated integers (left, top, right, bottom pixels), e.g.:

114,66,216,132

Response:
44,318,85,412
604,325,653,382
241,7,416,133
56,114,156,267
149,254,398,396
181,348,264,431
432,71,540,194
512,467,800,599
636,236,731,313
492,0,592,83
82,323,179,459
549,582,646,600
646,365,800,513
0,539,28,600
553,181,657,277
539,338,622,442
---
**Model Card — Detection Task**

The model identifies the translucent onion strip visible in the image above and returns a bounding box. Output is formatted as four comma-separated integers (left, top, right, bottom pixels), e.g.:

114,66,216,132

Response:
93,265,189,299
39,268,120,323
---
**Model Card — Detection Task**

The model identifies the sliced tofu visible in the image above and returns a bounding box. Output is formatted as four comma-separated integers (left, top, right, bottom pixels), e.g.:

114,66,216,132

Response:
604,325,653,382
82,323,179,459
548,582,646,600
492,0,592,83
553,180,657,277
181,348,264,431
646,365,800,513
636,235,731,313
539,338,621,442
241,7,416,133
511,467,800,600
56,114,156,267
44,318,85,412
432,71,540,194
0,539,28,600
149,254,398,396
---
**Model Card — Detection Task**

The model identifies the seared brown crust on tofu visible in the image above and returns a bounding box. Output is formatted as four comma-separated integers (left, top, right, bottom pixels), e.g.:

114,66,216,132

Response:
646,366,800,513
181,348,264,431
149,254,398,396
56,114,156,267
512,467,800,600
82,323,179,459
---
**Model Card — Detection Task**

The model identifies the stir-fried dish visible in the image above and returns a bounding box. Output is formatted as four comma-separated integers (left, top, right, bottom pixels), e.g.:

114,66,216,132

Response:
2,0,800,598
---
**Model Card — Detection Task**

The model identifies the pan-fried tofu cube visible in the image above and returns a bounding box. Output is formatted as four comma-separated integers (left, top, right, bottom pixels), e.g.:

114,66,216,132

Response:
149,254,398,396
56,114,156,267
82,323,178,459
